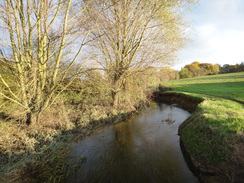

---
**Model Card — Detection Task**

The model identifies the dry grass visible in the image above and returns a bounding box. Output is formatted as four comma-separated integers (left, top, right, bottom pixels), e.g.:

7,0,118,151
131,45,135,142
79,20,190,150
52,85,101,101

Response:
0,101,76,173
0,82,152,182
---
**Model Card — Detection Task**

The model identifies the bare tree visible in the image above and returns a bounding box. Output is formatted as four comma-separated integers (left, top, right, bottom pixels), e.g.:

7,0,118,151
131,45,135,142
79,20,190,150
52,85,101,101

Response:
83,0,194,106
0,0,89,126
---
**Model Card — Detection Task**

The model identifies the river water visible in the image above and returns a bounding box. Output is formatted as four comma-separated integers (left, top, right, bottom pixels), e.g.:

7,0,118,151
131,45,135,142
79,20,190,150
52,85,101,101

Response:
69,103,199,183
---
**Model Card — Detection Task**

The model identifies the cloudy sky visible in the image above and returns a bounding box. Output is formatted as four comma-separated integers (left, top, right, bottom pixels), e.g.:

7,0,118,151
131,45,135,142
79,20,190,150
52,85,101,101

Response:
173,0,244,70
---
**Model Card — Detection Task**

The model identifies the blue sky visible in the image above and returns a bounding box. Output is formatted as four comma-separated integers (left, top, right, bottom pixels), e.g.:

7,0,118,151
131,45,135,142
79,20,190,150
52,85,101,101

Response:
173,0,244,70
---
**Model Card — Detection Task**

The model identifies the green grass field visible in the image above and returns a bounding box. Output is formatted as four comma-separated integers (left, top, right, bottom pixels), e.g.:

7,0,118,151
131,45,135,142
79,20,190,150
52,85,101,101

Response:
164,72,244,103
163,72,244,133
162,72,244,181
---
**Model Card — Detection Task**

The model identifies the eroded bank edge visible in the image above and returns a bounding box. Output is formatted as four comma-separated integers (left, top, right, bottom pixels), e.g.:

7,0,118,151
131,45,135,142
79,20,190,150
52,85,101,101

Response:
154,90,243,183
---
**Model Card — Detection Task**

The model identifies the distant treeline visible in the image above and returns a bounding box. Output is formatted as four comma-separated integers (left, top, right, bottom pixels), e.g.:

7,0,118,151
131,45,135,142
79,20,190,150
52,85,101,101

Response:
220,63,244,74
159,61,244,81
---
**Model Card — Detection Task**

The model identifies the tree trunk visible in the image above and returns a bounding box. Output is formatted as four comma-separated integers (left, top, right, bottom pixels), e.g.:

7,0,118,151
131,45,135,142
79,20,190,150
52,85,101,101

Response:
26,111,39,126
112,90,119,107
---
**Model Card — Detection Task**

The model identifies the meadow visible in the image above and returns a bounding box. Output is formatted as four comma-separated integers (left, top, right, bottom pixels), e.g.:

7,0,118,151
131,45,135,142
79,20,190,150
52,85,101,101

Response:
164,72,244,103
163,72,244,182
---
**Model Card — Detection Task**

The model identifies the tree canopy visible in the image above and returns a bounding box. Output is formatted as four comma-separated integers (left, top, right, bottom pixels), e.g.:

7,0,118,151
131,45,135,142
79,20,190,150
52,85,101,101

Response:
180,61,220,78
82,0,194,105
0,0,195,125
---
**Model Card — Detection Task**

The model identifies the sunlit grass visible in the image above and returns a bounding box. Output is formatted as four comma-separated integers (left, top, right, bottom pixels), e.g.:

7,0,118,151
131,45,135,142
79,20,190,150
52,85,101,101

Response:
201,99,244,133
161,72,244,177
162,72,244,135
164,72,244,103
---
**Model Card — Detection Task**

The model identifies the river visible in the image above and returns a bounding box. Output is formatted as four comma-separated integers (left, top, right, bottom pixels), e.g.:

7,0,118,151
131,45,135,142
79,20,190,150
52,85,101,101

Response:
68,103,199,183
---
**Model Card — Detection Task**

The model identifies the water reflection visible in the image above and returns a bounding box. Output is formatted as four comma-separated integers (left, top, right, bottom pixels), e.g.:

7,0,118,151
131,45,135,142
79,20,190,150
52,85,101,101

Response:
69,103,199,183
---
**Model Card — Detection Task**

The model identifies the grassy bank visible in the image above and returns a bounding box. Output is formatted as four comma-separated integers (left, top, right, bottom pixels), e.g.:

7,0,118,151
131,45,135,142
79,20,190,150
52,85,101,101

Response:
163,72,244,182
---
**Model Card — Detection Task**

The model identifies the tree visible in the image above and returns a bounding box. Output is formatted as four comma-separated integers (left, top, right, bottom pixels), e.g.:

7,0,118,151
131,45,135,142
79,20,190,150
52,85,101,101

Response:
199,63,219,75
83,0,194,106
179,67,193,78
239,62,244,71
182,62,220,77
185,61,203,77
159,67,179,81
0,0,88,126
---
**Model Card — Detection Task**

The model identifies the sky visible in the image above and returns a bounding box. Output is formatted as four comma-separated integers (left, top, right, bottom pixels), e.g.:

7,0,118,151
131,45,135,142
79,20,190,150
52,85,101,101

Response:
173,0,244,70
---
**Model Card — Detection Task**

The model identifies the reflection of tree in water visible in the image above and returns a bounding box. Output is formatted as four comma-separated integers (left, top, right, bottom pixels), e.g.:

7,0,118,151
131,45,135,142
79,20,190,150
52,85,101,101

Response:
105,122,148,182
76,124,137,183
160,104,176,124
71,104,198,183
162,113,176,124
115,122,133,146
158,103,167,111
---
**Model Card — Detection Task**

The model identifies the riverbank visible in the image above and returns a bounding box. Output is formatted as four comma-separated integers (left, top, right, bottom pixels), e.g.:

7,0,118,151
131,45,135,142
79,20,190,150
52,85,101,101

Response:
1,73,243,183
154,90,203,112
160,72,244,183
0,101,146,183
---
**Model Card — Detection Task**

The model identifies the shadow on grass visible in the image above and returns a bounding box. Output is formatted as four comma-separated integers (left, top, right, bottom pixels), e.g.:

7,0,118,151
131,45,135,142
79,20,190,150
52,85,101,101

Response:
173,81,244,104
186,72,244,81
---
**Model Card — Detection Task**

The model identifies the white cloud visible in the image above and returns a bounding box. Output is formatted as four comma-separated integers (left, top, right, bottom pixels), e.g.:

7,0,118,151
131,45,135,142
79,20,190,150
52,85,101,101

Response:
198,24,216,37
174,0,244,70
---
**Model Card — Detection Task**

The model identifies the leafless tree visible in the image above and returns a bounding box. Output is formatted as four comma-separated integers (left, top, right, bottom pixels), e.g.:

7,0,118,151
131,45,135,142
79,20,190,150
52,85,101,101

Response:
83,0,194,106
0,0,90,125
